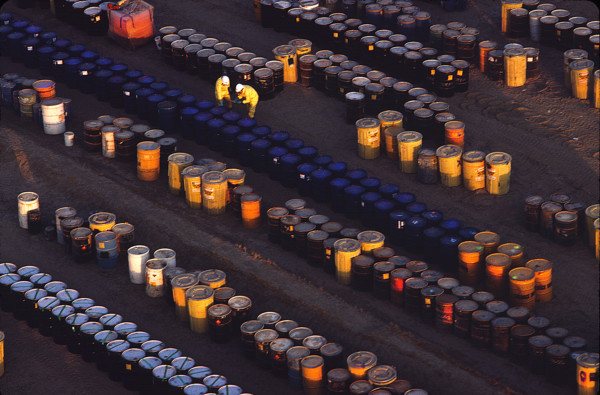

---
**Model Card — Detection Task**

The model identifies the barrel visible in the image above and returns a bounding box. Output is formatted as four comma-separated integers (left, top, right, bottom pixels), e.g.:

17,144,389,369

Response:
200,171,227,215
346,351,377,382
17,192,39,229
525,259,552,303
396,131,422,173
136,141,160,182
504,48,527,87
576,353,600,395
32,79,55,101
570,59,594,99
41,98,65,135
508,267,536,310
460,150,485,191
273,45,298,83
334,238,362,285
485,152,512,195
444,120,465,148
166,153,193,196
356,118,381,159
497,243,524,267
185,285,214,334
95,231,118,269
435,145,462,187
485,253,512,297
478,41,497,73
457,241,484,285
240,193,261,229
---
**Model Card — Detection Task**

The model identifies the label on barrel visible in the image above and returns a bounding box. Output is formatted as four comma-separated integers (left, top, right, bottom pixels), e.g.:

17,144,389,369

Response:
368,46,374,51
205,187,215,199
334,33,339,37
98,242,105,249
527,57,533,62
54,60,63,65
447,75,453,80
371,95,377,100
124,91,130,96
296,18,300,22
430,70,435,75
191,181,201,193
80,71,88,76
382,273,389,280
397,220,404,229
95,16,101,21
457,70,463,76
579,71,589,81
27,46,33,51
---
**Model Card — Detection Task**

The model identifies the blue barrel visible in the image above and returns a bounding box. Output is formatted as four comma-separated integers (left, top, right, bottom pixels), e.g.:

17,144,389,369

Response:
209,105,228,118
414,12,431,42
193,112,213,145
95,57,113,70
22,37,39,68
280,153,302,188
237,117,257,133
360,192,382,226
207,117,227,151
329,177,351,209
421,209,443,226
223,110,242,125
268,131,289,146
347,168,367,184
11,20,28,33
67,44,85,58
158,100,178,134
137,75,156,87
344,184,366,219
298,163,318,196
164,88,182,102
313,155,333,168
39,31,57,45
359,177,381,192
394,192,416,208
121,82,141,113
81,50,99,63
439,235,463,272
180,107,199,139
134,87,154,118
8,32,25,62
297,146,318,163
94,69,113,101
250,138,272,172
397,15,416,41
24,25,42,37
221,124,241,157
147,93,167,124
78,62,96,94
374,198,396,232
325,161,346,178
378,183,399,200
177,94,196,109
195,99,214,112
109,62,128,76
95,231,118,269
64,57,82,89
406,201,427,216
124,69,143,82
423,226,446,265
311,168,333,202
37,46,55,75
236,133,257,165
53,38,71,52
288,367,302,388
389,210,410,245
284,138,304,153
458,226,479,241
267,146,289,180
252,125,271,139
107,75,127,108
1,81,16,108
0,26,13,55
404,216,427,252
440,218,462,235
150,81,169,92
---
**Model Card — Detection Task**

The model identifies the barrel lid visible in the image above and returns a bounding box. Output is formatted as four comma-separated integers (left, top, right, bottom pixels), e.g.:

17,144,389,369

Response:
421,285,443,298
201,170,227,185
99,313,123,327
159,348,183,362
270,338,294,352
299,355,323,370
469,292,493,306
65,312,90,326
525,259,552,272
576,353,599,367
327,368,351,383
168,375,193,388
153,364,177,380
183,42,202,53
288,38,312,49
36,295,59,310
80,321,104,335
207,54,227,64
352,255,375,268
367,365,397,385
404,278,428,291
170,356,196,371
240,320,263,336
85,305,109,318
208,304,231,319
203,374,228,388
308,214,329,226
187,366,211,379
561,336,586,349
546,344,570,357
504,307,529,321
72,297,95,310
166,153,193,166
292,223,316,235
266,207,289,218
486,253,511,267
142,339,165,353
170,273,197,289
23,287,47,301
432,278,457,292
88,212,116,227
570,58,594,70
280,214,302,227
452,300,478,313
289,326,313,341
28,272,51,285
347,351,377,368
272,44,296,57
196,48,215,58
139,356,162,370
472,310,496,322
10,280,33,293
41,281,66,295
333,238,362,252
60,216,84,229
509,267,535,281
52,304,75,318
485,300,508,314
254,328,279,342
114,321,137,335
452,285,475,298
286,346,311,363
120,348,145,363
295,208,317,219
94,329,118,344
374,261,395,274
554,211,578,223
185,285,214,301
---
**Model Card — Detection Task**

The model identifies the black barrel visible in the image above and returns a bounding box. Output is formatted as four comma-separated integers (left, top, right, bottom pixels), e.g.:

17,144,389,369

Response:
486,50,504,81
451,60,469,92
434,65,456,97
508,8,529,38
524,47,540,78
254,68,275,100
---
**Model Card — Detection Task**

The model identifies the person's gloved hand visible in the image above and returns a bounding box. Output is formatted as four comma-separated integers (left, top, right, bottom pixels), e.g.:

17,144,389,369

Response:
218,100,224,106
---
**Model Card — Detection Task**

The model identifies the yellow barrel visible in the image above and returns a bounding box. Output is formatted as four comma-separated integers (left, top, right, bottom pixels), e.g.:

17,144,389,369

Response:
585,204,599,247
501,0,523,33
167,153,194,195
289,38,312,56
504,48,527,87
185,285,214,333
198,269,227,289
508,267,536,310
346,351,377,381
171,273,199,322
377,110,403,153
88,212,117,233
137,141,161,181
182,165,208,209
436,144,462,187
333,238,362,285
356,231,385,255
223,168,246,204
497,243,524,267
0,330,4,377
474,231,501,256
241,192,262,229
595,218,599,261
563,49,588,90
33,79,56,100
301,355,325,393
397,131,422,173
576,352,599,395
201,171,228,215
485,253,512,297
485,152,512,195
570,59,594,99
462,150,486,191
384,126,402,160
273,45,298,83
525,258,552,303
444,121,465,148
356,117,381,160
458,241,484,285
594,70,600,109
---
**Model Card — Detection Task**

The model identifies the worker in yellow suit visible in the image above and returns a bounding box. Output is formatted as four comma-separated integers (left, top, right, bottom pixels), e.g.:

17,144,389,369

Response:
215,75,232,108
235,83,259,118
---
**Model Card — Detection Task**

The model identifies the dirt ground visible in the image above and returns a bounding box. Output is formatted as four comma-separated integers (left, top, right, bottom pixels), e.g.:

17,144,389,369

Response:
0,0,598,394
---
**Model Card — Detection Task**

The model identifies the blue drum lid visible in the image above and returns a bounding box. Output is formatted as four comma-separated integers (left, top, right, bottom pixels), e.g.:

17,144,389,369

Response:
209,106,227,116
344,184,366,196
194,112,213,122
79,62,96,71
312,155,333,167
29,272,52,285
281,153,301,164
207,117,226,128
252,125,271,137
85,305,108,318
269,131,290,142
440,235,463,246
36,296,59,310
147,93,167,103
440,218,462,231
52,304,75,318
95,57,114,67
139,356,162,370
406,201,427,214
423,226,445,238
422,209,443,223
72,297,95,310
178,94,196,105
236,132,256,142
94,329,118,344
141,340,165,353
80,321,104,335
95,69,114,78
57,288,80,302
346,168,367,180
37,45,55,54
124,69,143,79
181,106,199,116
222,124,241,135
251,138,271,149
237,117,257,128
406,216,427,228
327,160,347,172
109,63,128,73
361,191,381,203
150,81,168,91
359,176,381,188
298,163,318,174
458,226,480,240
81,50,99,61
53,39,72,49
395,192,416,205
171,356,196,370
126,331,150,344
158,347,182,361
0,263,17,274
378,183,399,196
330,177,351,188
17,265,39,277
137,75,156,85
195,99,214,111
374,198,395,211
285,138,304,150
44,280,67,293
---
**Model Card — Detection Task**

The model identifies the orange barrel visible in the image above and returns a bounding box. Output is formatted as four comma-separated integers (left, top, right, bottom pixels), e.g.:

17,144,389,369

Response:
167,153,194,195
462,150,486,191
576,352,600,395
241,193,261,229
346,351,377,381
436,144,463,187
485,253,512,297
356,231,385,255
273,45,298,83
444,121,465,148
479,41,497,73
0,330,3,376
333,238,362,285
201,171,228,215
497,243,524,267
485,152,512,195
458,241,485,285
182,165,208,209
377,110,403,153
397,131,422,173
185,285,215,333
356,117,381,159
525,259,552,303
594,70,600,109
585,204,599,248
223,168,246,205
474,231,501,256
137,141,161,181
508,267,536,310
33,80,56,100
502,0,523,33
595,218,600,261
384,126,402,160
101,125,120,159
171,273,199,322
301,355,325,394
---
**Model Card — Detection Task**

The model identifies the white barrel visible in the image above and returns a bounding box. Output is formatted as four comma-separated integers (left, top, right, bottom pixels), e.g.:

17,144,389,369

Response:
146,259,168,297
528,10,546,42
41,98,65,135
17,192,39,229
64,131,74,147
154,248,176,268
55,207,77,244
128,245,150,284
101,125,120,159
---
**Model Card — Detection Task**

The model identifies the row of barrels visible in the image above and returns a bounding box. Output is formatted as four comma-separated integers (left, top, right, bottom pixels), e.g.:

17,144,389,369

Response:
561,48,600,105
0,262,249,394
